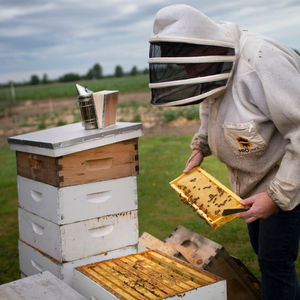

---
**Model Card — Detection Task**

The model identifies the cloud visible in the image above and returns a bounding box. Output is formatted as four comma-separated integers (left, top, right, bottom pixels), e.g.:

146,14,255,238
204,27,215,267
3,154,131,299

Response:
0,0,299,84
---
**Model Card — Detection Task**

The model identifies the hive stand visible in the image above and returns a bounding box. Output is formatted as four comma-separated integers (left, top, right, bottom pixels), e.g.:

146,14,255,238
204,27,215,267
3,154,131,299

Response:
8,122,143,288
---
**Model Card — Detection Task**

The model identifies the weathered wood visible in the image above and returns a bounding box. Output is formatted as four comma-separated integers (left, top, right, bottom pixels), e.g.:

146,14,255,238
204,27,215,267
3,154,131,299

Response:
0,271,86,300
166,225,261,300
16,139,139,187
16,152,61,186
139,232,178,256
19,208,139,262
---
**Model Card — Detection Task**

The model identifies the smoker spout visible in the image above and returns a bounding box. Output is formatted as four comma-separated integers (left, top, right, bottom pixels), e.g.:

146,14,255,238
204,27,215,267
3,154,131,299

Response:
75,84,93,97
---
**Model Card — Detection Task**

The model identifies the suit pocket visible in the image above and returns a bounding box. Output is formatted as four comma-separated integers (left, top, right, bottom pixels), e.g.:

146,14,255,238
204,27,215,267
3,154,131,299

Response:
222,120,267,157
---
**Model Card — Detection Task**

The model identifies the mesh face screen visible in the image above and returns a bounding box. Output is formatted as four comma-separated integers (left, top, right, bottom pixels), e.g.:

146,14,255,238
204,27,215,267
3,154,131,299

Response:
149,42,234,58
149,62,233,84
150,80,228,106
148,42,235,106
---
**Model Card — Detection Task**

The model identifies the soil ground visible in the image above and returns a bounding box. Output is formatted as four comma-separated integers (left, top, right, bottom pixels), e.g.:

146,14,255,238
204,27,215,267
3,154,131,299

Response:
0,91,201,146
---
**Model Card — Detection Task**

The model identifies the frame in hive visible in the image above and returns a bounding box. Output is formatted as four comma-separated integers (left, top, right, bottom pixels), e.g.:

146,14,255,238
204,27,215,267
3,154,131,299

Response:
170,167,245,229
74,250,225,300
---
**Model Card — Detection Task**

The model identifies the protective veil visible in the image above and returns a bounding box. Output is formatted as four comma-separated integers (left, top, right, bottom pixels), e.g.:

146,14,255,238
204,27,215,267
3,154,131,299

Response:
148,5,242,106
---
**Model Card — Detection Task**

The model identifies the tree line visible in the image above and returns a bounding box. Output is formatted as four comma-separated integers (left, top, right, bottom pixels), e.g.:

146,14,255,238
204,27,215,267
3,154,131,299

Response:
30,63,148,86
1,63,149,88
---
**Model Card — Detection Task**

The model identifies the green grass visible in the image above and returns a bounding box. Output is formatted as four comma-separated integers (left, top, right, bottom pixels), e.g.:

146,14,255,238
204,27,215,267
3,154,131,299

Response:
0,75,149,102
0,145,19,284
1,133,300,285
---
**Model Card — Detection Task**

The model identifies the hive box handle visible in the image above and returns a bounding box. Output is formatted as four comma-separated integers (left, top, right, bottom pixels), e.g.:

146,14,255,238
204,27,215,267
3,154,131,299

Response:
87,190,113,203
85,158,113,170
88,224,114,237
32,222,44,235
31,190,42,203
31,259,43,272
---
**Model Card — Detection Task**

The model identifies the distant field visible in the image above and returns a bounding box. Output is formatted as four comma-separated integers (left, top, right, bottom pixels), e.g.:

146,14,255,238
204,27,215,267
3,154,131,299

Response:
0,74,149,102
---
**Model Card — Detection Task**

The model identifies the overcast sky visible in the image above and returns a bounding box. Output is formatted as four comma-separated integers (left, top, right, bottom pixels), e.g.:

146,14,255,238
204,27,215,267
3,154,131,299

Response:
1,0,300,84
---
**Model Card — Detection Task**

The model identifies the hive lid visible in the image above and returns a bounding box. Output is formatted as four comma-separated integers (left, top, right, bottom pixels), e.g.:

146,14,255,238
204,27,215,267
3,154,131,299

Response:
170,167,245,229
75,250,221,300
7,122,143,157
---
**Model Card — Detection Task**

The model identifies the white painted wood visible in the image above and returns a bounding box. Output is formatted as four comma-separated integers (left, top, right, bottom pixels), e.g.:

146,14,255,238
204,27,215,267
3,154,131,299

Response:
18,176,138,225
18,208,139,262
18,240,138,288
0,271,87,300
73,268,227,300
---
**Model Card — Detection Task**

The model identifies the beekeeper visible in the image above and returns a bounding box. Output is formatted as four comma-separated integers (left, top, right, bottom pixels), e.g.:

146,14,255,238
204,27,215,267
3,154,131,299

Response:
148,4,300,300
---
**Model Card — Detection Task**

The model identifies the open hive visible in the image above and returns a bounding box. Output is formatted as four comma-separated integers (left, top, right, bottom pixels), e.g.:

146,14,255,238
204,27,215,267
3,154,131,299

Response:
74,250,224,299
170,167,245,229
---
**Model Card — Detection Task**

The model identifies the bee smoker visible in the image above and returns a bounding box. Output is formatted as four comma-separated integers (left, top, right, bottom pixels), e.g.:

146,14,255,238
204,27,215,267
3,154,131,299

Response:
76,84,97,130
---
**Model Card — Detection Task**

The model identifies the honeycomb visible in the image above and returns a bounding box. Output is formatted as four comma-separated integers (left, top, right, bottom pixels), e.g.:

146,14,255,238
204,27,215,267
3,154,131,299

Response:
170,167,245,229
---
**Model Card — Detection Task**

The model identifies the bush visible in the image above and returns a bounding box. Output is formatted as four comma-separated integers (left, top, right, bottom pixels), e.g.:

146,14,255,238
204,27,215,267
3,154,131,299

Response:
38,121,46,129
56,119,67,127
131,114,141,122
183,106,199,120
163,109,182,122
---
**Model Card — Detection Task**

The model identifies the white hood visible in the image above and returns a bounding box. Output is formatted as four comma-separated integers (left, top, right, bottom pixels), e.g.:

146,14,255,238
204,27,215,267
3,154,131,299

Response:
148,4,244,107
152,4,240,45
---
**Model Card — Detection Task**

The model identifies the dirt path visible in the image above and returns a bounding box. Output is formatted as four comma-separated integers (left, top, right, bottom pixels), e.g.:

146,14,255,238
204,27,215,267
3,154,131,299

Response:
0,91,200,146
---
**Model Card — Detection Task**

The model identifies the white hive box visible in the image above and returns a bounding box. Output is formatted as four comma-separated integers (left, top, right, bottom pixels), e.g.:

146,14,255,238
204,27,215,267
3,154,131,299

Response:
19,240,138,288
17,175,138,225
0,271,87,300
73,250,227,300
19,208,139,262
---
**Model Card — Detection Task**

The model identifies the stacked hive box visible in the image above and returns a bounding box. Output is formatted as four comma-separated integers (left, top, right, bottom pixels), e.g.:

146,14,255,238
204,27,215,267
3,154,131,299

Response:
8,122,143,287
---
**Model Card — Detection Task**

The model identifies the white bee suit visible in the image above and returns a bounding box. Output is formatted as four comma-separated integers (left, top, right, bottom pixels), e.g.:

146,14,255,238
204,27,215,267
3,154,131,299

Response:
149,4,300,211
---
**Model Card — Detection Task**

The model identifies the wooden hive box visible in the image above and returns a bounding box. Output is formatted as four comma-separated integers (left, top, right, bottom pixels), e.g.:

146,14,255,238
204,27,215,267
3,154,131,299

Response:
15,138,139,187
8,122,143,187
170,167,245,229
73,250,226,300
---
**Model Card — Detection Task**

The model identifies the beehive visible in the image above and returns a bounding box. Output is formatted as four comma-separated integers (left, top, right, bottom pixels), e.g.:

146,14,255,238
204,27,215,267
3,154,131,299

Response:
73,250,226,300
8,122,143,285
170,167,245,229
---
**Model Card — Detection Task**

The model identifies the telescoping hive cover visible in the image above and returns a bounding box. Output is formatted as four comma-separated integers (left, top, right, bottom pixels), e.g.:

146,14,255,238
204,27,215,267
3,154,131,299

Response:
170,167,245,229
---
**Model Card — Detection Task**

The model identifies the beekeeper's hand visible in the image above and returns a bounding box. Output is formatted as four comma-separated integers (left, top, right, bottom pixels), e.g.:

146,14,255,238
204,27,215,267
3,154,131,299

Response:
183,150,203,173
238,192,280,223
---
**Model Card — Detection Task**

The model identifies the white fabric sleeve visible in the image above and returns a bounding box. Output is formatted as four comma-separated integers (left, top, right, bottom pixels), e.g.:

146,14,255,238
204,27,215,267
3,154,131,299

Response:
252,43,300,210
190,99,212,157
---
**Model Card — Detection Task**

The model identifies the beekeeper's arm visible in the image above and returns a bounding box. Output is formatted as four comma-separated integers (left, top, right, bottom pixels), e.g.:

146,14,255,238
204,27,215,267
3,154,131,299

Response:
184,99,211,173
239,43,300,221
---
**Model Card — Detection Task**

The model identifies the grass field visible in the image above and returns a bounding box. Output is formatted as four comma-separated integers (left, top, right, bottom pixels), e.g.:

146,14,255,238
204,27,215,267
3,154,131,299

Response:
1,133,300,285
0,75,149,103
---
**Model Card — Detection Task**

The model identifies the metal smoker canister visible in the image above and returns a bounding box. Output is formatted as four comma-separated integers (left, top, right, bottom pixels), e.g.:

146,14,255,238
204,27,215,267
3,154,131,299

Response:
76,84,97,130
